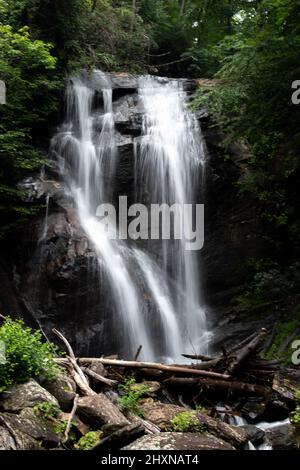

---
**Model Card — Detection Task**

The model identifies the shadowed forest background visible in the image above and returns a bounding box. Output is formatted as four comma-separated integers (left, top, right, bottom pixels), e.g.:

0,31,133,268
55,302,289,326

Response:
0,0,300,363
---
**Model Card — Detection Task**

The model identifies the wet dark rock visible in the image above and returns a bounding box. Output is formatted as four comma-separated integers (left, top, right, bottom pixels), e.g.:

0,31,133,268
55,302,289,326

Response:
264,421,295,450
240,400,266,424
194,106,209,124
240,425,265,445
0,380,59,412
113,94,143,136
263,400,290,422
123,432,235,450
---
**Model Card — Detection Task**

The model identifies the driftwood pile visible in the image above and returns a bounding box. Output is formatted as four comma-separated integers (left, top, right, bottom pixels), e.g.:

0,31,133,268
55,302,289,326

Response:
53,327,289,415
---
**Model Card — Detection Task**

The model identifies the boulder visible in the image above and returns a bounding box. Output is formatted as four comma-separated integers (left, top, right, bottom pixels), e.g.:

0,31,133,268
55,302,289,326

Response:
196,413,247,449
139,399,247,448
0,380,59,412
77,393,129,432
138,398,183,429
0,409,59,447
262,421,295,450
123,432,235,450
240,425,265,445
142,381,161,397
40,374,77,410
87,362,107,378
0,424,40,450
240,400,266,423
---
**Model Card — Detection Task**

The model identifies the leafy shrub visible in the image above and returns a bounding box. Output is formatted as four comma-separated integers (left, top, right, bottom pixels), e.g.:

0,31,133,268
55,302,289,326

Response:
236,263,300,307
118,377,148,417
169,411,203,433
34,402,61,419
264,314,300,362
0,317,59,392
291,390,300,429
74,431,101,450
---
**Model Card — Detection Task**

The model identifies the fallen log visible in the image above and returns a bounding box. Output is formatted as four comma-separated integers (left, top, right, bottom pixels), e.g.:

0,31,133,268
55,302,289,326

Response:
77,358,231,380
182,353,215,361
230,331,257,354
81,366,117,387
164,377,271,398
226,328,267,375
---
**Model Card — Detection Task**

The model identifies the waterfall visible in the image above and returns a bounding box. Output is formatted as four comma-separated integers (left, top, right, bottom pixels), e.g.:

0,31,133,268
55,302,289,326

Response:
137,76,209,354
51,71,211,361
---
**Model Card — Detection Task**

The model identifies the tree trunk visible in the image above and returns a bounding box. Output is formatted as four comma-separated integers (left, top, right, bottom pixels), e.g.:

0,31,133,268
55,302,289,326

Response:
179,0,186,16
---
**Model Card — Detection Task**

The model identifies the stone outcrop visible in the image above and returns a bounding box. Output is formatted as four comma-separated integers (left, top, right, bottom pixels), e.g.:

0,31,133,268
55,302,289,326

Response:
0,380,58,412
138,398,247,449
77,393,129,432
123,432,235,450
40,373,77,411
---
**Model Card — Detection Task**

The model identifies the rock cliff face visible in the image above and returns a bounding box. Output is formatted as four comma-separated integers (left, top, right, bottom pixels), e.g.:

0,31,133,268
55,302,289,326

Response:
0,73,269,355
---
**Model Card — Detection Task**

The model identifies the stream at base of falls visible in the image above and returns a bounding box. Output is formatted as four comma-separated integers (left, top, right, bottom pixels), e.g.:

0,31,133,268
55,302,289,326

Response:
217,404,291,450
51,70,212,362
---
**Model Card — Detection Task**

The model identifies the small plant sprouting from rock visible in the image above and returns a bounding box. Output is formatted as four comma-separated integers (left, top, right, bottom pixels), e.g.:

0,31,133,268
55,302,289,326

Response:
75,431,101,450
291,390,300,428
118,377,148,417
195,405,208,415
169,411,203,433
0,317,60,392
34,402,61,419
54,420,77,443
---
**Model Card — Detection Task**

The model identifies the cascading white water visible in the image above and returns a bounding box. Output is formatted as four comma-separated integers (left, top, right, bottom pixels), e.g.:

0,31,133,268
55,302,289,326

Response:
51,71,211,361
136,77,210,354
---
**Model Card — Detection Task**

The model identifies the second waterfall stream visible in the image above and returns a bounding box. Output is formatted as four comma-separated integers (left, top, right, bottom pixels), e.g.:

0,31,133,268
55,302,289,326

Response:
51,71,211,362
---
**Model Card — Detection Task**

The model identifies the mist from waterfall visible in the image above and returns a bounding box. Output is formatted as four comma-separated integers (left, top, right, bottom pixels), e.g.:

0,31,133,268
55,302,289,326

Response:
51,71,211,361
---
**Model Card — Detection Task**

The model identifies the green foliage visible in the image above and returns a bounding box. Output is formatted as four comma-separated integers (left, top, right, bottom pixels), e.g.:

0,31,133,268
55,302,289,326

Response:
34,402,61,419
236,263,300,307
169,411,203,433
235,260,300,308
0,317,59,392
74,430,101,450
54,420,77,442
0,23,60,236
118,377,148,417
291,390,300,429
193,0,300,261
264,311,300,362
195,404,208,415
